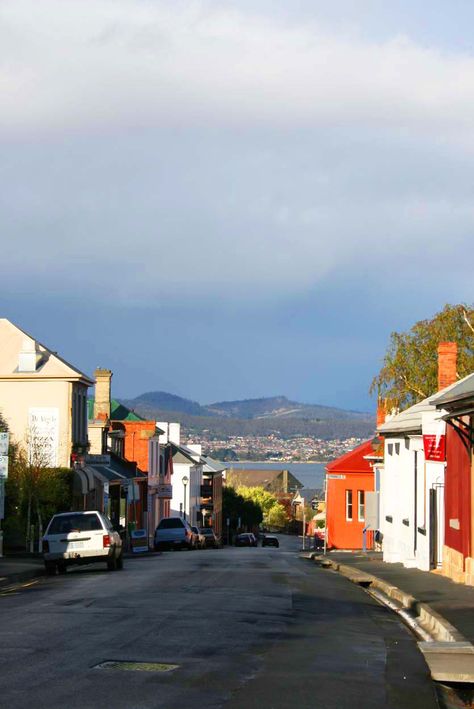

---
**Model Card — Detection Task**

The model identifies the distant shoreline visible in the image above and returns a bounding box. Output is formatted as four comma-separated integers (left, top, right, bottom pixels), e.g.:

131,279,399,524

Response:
224,460,328,466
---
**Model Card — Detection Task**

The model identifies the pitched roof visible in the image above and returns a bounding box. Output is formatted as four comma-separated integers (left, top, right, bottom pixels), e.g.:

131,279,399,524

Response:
431,372,474,409
378,374,472,435
326,440,374,474
225,468,302,492
0,318,93,385
88,397,145,422
202,456,227,474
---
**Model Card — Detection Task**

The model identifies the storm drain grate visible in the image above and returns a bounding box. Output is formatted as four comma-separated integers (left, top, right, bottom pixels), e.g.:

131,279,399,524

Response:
93,661,179,673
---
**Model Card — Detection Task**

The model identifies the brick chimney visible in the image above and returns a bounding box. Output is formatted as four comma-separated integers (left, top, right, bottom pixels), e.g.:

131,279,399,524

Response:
376,399,386,428
94,368,112,420
438,342,457,391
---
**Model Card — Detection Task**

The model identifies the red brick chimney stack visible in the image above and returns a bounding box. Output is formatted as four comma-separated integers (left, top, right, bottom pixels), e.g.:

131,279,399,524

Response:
438,342,457,391
376,399,386,427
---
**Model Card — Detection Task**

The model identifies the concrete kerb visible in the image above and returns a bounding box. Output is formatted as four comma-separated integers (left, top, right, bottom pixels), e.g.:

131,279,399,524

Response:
308,554,466,644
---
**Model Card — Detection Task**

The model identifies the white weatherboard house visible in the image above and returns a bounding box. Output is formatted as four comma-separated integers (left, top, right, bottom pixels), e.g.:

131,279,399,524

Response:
378,370,466,572
158,422,203,527
0,319,93,468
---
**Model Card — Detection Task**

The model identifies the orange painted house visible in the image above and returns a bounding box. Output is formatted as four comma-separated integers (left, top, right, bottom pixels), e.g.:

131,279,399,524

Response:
326,440,375,550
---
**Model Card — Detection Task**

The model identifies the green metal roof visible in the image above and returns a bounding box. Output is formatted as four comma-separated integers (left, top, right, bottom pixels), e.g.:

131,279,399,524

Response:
88,397,145,422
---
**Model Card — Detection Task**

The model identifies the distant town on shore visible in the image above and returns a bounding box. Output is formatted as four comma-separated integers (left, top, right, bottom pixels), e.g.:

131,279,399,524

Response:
121,391,374,463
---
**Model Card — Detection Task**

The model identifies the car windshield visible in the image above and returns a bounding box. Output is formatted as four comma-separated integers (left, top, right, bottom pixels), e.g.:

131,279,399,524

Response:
200,529,214,536
48,513,103,534
191,527,199,533
158,518,184,529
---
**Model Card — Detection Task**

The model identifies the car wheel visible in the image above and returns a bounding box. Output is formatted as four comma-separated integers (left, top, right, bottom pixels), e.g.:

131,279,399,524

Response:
116,553,124,570
107,556,118,571
44,561,57,576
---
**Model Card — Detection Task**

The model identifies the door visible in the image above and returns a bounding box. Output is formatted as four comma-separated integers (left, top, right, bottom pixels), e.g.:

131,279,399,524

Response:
429,488,438,568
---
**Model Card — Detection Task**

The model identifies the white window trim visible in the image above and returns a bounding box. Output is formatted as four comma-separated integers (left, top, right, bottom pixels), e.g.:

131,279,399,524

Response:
345,489,353,522
358,490,365,522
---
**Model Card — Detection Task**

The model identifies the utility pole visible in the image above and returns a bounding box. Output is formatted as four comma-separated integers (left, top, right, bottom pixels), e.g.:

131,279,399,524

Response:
323,474,328,556
302,503,306,551
0,432,9,558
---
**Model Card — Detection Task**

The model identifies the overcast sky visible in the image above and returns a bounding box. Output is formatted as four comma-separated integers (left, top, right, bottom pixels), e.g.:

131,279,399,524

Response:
1,0,473,410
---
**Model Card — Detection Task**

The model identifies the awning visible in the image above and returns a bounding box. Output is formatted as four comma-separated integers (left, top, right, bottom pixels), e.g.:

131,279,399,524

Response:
73,466,96,495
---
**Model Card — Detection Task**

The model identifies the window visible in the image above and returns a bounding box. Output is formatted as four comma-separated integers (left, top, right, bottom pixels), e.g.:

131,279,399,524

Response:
157,518,185,529
48,513,103,534
358,491,365,522
387,444,393,455
395,442,400,455
345,490,353,521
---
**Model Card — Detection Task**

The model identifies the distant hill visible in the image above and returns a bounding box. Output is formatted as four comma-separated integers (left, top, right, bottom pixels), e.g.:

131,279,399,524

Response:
123,392,370,421
120,392,374,440
123,391,210,417
206,395,369,420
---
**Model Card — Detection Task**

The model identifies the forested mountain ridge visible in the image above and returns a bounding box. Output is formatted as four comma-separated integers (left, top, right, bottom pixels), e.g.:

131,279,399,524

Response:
120,392,374,440
123,392,370,421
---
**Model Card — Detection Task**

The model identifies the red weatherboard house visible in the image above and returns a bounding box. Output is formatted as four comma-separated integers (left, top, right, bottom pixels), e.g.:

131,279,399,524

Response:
325,440,375,550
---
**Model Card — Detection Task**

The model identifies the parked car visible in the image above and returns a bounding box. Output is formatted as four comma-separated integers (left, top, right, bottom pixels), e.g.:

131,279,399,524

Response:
42,510,123,575
235,532,257,547
191,526,205,549
154,517,194,551
199,527,220,549
261,534,279,548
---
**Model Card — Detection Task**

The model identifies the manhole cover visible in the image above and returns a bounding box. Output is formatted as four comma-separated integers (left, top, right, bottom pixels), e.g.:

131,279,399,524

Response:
93,661,179,673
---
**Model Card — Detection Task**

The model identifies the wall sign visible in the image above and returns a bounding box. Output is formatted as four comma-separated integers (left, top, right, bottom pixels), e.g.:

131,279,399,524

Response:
0,432,9,456
28,408,59,467
423,434,446,462
156,483,173,499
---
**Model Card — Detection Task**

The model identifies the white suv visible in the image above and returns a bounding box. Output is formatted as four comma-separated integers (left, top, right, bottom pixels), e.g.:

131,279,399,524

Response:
42,511,123,575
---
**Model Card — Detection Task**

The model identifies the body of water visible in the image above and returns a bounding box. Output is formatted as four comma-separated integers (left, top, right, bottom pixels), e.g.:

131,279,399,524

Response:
223,461,326,491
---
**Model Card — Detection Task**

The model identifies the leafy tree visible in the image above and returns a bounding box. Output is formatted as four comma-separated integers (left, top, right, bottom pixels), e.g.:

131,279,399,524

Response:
0,411,8,433
222,486,262,531
265,503,289,529
371,304,474,409
237,486,289,529
0,417,73,551
237,486,278,515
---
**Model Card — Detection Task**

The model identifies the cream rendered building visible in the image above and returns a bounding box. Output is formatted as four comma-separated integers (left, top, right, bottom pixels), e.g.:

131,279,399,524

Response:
0,319,93,468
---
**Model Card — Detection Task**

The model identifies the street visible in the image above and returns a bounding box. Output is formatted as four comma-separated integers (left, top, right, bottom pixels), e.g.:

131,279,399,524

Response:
0,535,438,709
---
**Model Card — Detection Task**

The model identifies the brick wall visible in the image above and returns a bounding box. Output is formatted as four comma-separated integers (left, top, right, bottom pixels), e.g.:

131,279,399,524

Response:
120,420,156,472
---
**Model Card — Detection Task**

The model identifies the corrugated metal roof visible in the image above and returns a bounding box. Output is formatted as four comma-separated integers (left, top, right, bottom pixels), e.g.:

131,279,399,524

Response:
202,456,227,474
431,372,474,408
87,397,145,422
378,374,471,435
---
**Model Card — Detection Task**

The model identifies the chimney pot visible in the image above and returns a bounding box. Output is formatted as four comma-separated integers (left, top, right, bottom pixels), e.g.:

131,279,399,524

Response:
438,342,457,391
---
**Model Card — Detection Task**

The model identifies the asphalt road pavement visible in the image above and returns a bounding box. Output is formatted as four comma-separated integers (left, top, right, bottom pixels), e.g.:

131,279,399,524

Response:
0,535,438,708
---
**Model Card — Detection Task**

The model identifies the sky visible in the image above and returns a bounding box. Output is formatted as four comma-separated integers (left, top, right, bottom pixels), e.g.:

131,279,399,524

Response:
1,0,473,411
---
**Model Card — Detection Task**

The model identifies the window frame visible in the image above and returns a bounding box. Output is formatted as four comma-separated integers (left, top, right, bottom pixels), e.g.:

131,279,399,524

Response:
345,489,353,521
358,490,365,522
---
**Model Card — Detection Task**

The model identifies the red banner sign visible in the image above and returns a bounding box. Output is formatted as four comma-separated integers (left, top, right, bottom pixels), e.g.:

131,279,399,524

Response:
423,434,446,462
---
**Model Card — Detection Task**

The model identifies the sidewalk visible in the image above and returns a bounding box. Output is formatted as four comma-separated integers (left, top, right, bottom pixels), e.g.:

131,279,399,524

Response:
323,552,474,644
0,555,44,588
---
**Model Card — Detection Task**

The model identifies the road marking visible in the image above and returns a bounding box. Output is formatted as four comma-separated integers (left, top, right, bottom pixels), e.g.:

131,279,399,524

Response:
0,579,40,596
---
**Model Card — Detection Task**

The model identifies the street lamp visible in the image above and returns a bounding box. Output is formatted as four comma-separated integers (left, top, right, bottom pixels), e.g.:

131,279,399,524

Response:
182,476,189,521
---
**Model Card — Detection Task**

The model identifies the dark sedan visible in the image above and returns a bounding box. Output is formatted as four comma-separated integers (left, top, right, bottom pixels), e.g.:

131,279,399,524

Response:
262,535,279,548
235,533,257,547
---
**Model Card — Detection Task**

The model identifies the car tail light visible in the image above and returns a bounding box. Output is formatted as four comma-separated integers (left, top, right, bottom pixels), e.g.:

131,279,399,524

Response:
42,540,49,553
103,534,111,548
